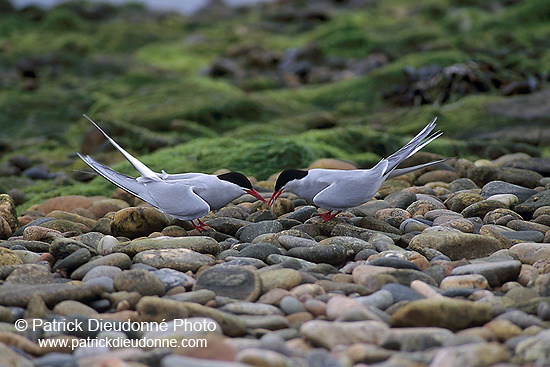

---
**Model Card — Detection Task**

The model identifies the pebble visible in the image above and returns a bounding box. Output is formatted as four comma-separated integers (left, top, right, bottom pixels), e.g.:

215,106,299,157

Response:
3,153,550,366
409,231,503,260
237,220,283,242
300,320,389,348
133,248,216,272
113,268,166,296
110,207,171,238
480,180,538,203
194,265,261,301
391,297,493,331
111,236,221,257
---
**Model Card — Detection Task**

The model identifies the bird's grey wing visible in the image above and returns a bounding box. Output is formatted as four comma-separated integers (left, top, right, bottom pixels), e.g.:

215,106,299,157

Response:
77,153,154,203
83,114,160,181
383,118,442,175
387,158,449,179
142,180,210,220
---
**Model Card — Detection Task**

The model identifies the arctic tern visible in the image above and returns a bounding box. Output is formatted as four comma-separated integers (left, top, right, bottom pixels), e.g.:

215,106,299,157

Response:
269,118,445,221
78,115,267,231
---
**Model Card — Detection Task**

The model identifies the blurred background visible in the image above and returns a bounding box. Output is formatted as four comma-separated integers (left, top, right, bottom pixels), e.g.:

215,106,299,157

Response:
0,0,548,209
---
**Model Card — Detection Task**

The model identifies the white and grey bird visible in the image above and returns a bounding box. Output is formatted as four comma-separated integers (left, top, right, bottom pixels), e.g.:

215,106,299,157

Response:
78,115,267,231
269,118,445,221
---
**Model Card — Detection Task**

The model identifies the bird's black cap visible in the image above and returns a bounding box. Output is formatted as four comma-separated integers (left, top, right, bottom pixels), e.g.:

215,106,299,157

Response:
217,172,253,189
275,169,308,191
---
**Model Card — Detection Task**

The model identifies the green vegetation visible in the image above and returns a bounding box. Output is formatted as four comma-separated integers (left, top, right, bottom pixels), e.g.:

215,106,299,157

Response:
0,0,548,209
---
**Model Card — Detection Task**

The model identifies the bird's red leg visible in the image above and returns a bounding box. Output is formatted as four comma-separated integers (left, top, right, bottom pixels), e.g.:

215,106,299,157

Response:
319,210,341,222
191,219,210,232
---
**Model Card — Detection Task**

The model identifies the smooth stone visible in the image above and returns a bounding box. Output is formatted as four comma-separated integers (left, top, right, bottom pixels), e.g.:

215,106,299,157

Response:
237,349,293,367
495,309,543,328
384,191,417,209
265,254,316,268
110,207,170,238
284,205,318,222
70,253,132,280
153,268,195,290
52,300,98,317
223,257,266,268
439,274,489,290
382,283,424,302
259,268,302,292
83,276,114,292
237,221,283,242
277,235,318,249
97,235,120,254
220,301,283,316
12,250,41,263
286,244,346,265
451,260,521,287
5,264,54,284
483,208,523,225
382,327,454,351
5,240,50,252
409,232,503,260
53,247,91,272
165,291,214,307
48,238,98,260
246,209,277,223
319,236,376,256
0,248,23,266
374,207,411,228
194,265,261,301
480,180,538,203
391,298,493,331
238,314,289,330
134,248,216,272
533,274,550,297
279,296,306,314
355,289,394,310
113,268,166,296
234,243,282,261
205,217,248,236
350,200,392,217
486,194,519,206
407,200,445,217
33,353,76,367
357,217,402,234
137,296,246,336
444,191,484,213
509,243,550,265
507,219,550,233
461,199,509,218
430,342,511,366
513,330,550,365
112,236,221,257
468,166,543,188
300,320,389,348
0,194,19,233
448,178,479,192
47,210,96,229
515,190,550,217
0,283,104,307
368,257,420,270
82,265,122,282
399,218,430,232
162,355,250,367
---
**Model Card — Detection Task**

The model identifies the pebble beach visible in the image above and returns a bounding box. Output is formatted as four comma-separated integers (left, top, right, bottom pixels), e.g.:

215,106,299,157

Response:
0,153,549,367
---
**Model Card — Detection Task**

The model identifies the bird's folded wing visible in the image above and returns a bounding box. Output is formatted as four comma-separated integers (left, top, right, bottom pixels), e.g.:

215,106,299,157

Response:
77,153,154,203
143,180,210,220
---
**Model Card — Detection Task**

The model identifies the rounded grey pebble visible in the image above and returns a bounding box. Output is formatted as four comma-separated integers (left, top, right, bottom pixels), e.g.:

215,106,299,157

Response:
83,276,115,292
53,248,91,272
355,289,394,310
278,235,318,249
279,296,306,314
382,283,424,302
153,268,195,290
237,220,284,242
368,257,420,271
284,205,318,222
82,265,122,281
234,243,282,262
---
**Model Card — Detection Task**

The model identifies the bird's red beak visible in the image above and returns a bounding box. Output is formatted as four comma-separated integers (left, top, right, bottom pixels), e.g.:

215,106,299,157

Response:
268,190,283,207
244,189,268,203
